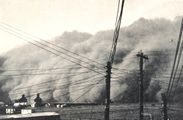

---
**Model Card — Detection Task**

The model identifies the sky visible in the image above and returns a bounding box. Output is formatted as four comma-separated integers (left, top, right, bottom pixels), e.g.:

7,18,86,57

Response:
0,0,182,54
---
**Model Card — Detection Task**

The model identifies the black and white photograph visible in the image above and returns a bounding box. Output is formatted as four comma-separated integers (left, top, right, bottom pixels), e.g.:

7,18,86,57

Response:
0,0,183,119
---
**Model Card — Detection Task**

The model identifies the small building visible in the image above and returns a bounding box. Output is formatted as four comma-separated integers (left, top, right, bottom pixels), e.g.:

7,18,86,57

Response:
6,108,15,114
20,107,36,114
0,112,60,120
21,108,33,114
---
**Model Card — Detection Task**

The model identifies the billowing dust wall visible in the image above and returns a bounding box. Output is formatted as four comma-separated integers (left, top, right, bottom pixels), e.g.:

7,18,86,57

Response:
0,17,183,104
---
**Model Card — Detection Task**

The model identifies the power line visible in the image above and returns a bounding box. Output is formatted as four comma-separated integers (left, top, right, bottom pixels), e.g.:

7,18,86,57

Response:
0,23,129,77
11,79,105,100
168,44,183,97
108,0,125,64
0,70,97,77
0,66,83,71
10,74,104,92
0,22,106,68
167,18,183,97
0,25,105,75
0,23,166,77
21,77,105,101
3,22,106,66
72,78,105,102
170,65,183,101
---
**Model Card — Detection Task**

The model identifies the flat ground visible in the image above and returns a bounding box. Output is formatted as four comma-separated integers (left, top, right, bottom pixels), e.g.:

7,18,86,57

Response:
35,103,183,120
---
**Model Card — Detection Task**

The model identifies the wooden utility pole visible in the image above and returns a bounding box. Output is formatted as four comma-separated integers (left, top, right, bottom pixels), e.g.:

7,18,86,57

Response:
161,93,168,120
137,51,148,120
105,61,112,120
105,0,125,119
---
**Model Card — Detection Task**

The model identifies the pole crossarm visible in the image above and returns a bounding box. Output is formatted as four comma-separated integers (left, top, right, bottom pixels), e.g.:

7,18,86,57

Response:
136,51,148,60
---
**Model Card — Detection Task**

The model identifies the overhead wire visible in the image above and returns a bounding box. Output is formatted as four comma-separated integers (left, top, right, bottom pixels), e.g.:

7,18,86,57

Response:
108,0,125,64
0,22,150,77
168,44,183,97
170,65,183,102
0,23,128,77
0,66,83,71
24,77,105,101
11,77,105,100
173,65,183,90
0,1,142,116
0,25,105,75
0,70,97,77
72,78,105,102
10,74,105,93
0,22,106,68
167,18,183,97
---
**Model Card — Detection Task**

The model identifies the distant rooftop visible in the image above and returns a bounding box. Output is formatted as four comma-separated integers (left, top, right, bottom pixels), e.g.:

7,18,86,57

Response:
0,112,59,119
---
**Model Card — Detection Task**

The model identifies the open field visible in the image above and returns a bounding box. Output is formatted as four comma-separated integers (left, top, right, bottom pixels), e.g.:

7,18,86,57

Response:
34,103,183,120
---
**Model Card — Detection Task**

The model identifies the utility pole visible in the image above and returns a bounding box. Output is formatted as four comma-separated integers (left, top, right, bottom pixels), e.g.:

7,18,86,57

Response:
105,61,112,120
105,0,125,119
136,51,148,120
161,93,168,120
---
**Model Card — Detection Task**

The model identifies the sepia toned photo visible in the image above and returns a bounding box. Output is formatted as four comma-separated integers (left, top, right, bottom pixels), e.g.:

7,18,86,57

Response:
0,0,182,119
